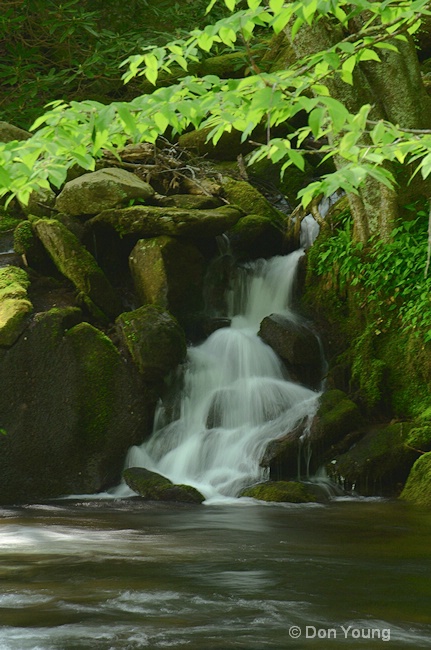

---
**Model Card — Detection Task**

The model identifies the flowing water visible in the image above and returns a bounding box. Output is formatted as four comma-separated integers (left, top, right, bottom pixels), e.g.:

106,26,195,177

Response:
0,499,430,649
119,251,320,503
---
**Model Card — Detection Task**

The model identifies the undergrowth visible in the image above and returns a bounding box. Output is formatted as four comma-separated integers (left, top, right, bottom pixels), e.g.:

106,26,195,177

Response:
314,203,431,342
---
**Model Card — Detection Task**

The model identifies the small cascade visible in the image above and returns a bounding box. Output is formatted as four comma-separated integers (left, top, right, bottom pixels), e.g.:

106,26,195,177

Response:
117,250,322,503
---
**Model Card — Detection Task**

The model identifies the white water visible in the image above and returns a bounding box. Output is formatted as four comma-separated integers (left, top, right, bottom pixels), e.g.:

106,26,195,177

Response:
116,250,321,503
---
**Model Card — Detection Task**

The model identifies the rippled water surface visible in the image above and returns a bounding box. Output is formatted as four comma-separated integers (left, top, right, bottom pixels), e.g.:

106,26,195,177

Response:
0,499,430,649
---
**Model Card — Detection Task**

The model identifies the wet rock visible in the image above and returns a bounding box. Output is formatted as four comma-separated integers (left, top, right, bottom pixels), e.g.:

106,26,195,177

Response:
260,421,307,481
0,266,33,346
327,422,417,497
116,305,186,383
0,121,31,142
240,480,318,503
259,314,322,388
123,467,205,503
309,390,362,448
129,235,204,331
89,204,243,239
55,168,155,216
400,452,431,506
32,217,122,320
0,308,155,503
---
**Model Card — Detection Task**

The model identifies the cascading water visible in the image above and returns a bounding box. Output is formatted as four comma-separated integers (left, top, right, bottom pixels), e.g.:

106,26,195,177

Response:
115,249,321,503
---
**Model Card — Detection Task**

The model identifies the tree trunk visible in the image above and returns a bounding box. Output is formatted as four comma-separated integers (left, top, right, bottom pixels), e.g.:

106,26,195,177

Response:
281,19,431,243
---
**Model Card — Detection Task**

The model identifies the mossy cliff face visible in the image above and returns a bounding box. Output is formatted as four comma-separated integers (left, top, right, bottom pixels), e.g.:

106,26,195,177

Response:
303,233,431,497
0,307,156,503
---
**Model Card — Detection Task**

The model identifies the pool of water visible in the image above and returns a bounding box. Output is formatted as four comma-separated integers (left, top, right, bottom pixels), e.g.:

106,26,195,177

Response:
0,498,430,649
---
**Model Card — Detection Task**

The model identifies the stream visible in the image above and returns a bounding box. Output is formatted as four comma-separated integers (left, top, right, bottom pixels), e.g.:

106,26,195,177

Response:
0,499,430,649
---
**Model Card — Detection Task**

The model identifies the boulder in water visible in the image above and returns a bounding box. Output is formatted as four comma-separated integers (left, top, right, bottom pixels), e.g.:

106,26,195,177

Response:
123,467,205,503
327,422,417,496
258,314,322,388
55,168,155,216
309,390,362,448
0,308,155,503
227,214,283,260
240,480,319,503
400,452,431,506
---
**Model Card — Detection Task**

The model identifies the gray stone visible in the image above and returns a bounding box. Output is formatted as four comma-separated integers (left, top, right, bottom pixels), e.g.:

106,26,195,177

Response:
55,168,155,216
0,122,31,143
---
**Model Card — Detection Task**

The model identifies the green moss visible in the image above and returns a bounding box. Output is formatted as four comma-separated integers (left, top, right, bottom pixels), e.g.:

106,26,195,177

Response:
65,322,119,446
13,221,35,255
240,481,317,503
0,266,33,346
400,452,431,506
222,178,284,223
123,467,204,503
0,213,22,233
405,425,431,452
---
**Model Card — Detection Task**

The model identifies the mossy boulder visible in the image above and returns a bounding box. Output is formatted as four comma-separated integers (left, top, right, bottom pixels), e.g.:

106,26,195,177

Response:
0,308,156,503
221,177,284,222
55,168,155,216
155,194,223,210
129,235,204,331
32,217,122,319
400,452,431,506
240,480,318,503
123,467,205,503
116,305,186,382
0,121,31,142
19,187,56,218
309,390,362,449
227,214,283,260
327,422,417,496
259,314,322,388
0,266,33,346
88,204,243,239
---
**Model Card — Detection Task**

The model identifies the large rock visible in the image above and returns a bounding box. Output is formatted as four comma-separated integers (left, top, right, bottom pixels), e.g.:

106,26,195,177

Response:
0,266,33,346
260,420,307,481
221,177,284,221
309,390,362,449
0,122,31,142
240,480,318,503
178,126,255,160
88,204,243,239
400,452,431,506
327,422,417,497
116,305,186,382
259,314,322,388
55,168,155,216
227,214,283,260
123,467,205,503
32,218,122,319
0,308,156,503
129,236,204,330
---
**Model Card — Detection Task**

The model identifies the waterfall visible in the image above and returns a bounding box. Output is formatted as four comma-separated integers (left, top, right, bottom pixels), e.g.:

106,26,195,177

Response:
118,250,321,503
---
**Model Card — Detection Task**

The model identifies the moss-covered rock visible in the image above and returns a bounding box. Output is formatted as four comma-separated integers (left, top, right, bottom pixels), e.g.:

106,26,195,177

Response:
19,187,56,218
0,266,32,346
88,204,243,239
310,390,362,448
259,314,322,388
116,305,186,382
327,422,417,496
0,307,156,503
123,467,205,503
32,217,122,319
221,177,285,222
240,480,318,503
155,194,223,210
227,214,283,260
400,452,431,506
129,235,204,331
55,168,155,216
